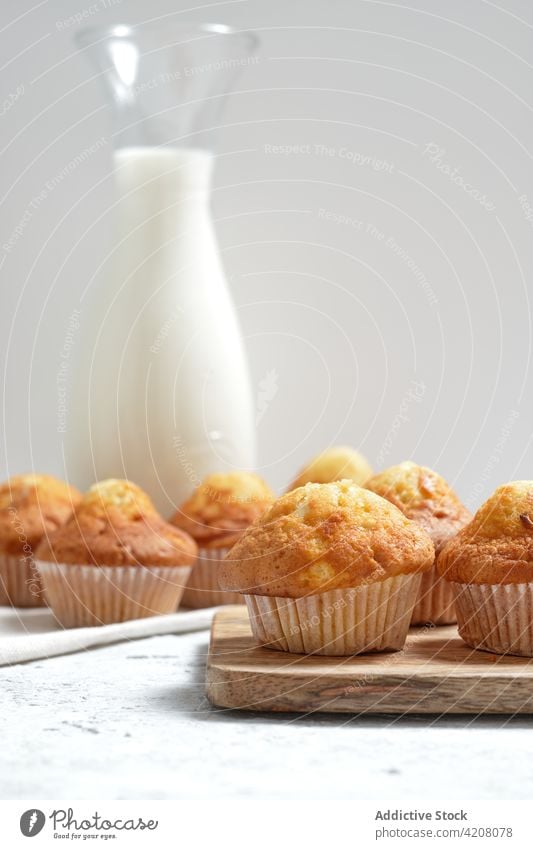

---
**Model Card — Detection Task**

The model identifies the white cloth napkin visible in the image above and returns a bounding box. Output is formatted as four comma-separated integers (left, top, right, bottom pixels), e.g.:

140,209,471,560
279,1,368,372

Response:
0,606,218,666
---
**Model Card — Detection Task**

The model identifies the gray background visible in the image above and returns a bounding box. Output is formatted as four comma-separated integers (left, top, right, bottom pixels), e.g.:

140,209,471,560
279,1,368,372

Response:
1,0,532,505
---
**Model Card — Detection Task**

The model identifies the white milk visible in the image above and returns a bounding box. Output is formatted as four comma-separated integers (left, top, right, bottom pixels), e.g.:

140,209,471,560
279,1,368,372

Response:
66,147,256,514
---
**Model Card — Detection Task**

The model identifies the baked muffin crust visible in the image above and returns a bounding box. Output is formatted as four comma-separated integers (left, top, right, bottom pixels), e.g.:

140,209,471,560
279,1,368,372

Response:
438,481,533,585
36,479,197,567
366,461,470,554
0,474,81,556
289,446,372,490
219,480,434,597
170,472,274,548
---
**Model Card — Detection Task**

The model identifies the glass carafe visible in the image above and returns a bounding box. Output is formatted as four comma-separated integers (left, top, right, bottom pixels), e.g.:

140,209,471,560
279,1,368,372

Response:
66,23,258,513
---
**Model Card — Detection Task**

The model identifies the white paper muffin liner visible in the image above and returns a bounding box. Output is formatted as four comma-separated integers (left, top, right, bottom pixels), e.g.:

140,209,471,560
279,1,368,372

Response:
453,582,533,657
181,546,243,608
244,573,422,656
410,564,456,625
36,560,192,628
0,552,45,607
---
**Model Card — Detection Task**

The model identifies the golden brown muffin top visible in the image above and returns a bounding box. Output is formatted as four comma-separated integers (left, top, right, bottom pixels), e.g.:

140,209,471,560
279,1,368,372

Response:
288,446,373,491
438,481,533,585
366,461,470,555
36,478,197,567
0,474,81,556
170,472,275,548
219,480,434,597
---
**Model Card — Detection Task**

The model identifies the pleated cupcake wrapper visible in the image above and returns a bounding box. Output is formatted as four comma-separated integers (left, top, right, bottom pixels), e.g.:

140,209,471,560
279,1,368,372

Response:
181,546,243,609
36,561,192,628
453,582,533,657
0,552,45,607
411,564,456,626
245,573,422,656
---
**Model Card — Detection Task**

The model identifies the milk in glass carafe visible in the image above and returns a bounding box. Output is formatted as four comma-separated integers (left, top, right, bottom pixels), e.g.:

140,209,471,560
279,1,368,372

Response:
66,23,257,513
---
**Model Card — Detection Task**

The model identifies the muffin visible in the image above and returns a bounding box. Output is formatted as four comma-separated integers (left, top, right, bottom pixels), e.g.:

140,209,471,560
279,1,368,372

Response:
219,480,434,655
366,462,470,625
170,472,274,608
438,481,533,656
0,474,81,607
288,446,372,491
35,479,197,627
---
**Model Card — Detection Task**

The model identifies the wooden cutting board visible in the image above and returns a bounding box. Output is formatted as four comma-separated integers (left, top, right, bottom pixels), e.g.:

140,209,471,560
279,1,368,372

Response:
206,606,533,714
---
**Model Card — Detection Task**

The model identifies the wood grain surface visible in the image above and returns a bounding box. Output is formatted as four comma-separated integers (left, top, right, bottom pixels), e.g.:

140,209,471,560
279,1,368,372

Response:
206,606,533,715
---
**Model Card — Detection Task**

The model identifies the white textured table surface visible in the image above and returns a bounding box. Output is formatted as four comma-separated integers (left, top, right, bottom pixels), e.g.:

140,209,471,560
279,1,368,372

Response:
1,629,533,799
